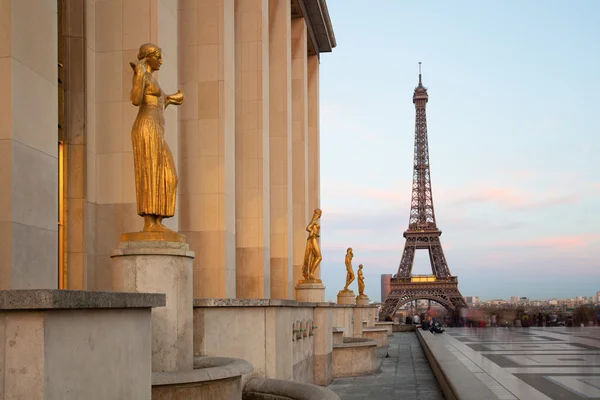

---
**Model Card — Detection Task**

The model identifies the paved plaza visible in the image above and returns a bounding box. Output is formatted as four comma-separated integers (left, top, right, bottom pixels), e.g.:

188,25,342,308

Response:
431,327,600,399
328,333,444,400
328,328,600,399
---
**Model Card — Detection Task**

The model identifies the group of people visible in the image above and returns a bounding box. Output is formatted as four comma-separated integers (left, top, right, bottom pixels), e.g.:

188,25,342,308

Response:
421,315,445,334
405,309,445,334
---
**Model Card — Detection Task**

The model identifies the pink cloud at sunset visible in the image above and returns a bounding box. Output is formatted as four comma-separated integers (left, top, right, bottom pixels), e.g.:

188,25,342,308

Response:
438,185,581,211
323,179,589,215
491,234,600,249
322,242,401,253
321,182,408,204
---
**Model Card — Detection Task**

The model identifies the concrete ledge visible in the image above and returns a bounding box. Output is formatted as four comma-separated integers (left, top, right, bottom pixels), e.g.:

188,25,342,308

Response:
362,328,388,348
0,290,166,310
333,337,376,349
194,298,316,307
332,337,377,378
393,323,416,332
416,330,498,400
152,356,254,385
332,327,345,345
243,377,340,400
374,321,394,336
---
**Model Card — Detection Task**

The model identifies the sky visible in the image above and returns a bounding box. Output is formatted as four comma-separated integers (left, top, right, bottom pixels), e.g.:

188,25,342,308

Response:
317,1,600,302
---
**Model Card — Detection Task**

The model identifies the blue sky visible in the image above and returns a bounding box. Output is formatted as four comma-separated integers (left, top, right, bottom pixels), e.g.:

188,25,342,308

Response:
318,1,600,302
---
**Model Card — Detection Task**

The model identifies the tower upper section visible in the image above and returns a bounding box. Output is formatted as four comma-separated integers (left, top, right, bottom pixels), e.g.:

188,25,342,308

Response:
407,64,437,231
413,64,429,106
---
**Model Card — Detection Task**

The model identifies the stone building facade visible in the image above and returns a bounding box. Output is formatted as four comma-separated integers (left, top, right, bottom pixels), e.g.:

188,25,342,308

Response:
0,0,335,300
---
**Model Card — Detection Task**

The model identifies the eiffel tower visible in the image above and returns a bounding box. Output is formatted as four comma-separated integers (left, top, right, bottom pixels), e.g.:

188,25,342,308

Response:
379,65,467,321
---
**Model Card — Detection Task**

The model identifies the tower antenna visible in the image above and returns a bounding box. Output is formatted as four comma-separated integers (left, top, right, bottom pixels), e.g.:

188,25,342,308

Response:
418,62,422,85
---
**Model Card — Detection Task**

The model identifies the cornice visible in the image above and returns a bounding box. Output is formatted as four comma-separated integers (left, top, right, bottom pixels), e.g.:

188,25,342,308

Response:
293,0,337,56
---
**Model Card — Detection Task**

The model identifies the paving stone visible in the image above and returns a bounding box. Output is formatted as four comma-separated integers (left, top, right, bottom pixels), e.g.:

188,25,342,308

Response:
328,332,444,399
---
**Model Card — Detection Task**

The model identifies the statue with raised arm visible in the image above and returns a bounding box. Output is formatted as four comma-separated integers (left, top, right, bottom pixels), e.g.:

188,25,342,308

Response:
128,43,183,237
302,209,323,281
357,264,365,296
343,248,355,290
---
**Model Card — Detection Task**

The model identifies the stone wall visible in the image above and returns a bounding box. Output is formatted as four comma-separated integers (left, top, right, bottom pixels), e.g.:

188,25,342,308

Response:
193,299,333,385
0,290,164,399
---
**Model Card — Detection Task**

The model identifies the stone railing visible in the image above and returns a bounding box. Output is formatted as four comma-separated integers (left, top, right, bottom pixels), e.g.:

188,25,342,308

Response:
194,298,332,385
243,377,340,400
0,289,165,399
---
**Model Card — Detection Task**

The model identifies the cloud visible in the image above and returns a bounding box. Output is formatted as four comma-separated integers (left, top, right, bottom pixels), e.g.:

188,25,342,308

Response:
323,242,400,253
443,186,581,211
323,207,523,234
490,234,600,249
508,169,537,182
321,182,409,204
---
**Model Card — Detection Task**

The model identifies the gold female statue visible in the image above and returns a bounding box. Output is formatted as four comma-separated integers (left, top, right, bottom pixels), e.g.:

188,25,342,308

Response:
357,264,365,296
302,209,323,281
343,248,355,290
129,43,183,234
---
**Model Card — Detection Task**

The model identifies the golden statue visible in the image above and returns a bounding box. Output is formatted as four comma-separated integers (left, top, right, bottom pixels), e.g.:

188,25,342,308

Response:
301,209,323,282
343,248,354,290
357,264,365,296
123,43,183,241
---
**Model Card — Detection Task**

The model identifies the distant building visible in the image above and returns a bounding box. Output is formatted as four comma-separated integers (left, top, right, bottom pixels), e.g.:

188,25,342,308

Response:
510,296,519,304
464,296,479,305
380,274,392,302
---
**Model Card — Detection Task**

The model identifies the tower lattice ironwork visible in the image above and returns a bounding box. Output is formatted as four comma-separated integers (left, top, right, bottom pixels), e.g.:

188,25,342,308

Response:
379,66,467,321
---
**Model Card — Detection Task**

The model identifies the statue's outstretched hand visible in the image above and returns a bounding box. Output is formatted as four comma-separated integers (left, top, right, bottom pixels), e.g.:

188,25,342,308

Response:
130,61,145,76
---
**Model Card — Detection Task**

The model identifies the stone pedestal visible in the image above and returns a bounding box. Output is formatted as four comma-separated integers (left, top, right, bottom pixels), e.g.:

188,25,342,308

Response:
295,282,325,302
356,294,370,306
337,289,356,305
111,240,195,373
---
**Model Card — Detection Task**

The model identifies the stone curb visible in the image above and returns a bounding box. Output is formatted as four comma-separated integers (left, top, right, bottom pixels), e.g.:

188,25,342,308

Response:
416,329,499,400
243,377,340,400
152,356,254,385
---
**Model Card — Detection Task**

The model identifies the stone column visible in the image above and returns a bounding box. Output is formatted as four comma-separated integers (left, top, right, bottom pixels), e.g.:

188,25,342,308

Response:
268,0,292,299
291,18,308,290
89,0,179,290
307,55,320,281
352,306,363,337
313,304,333,385
61,0,87,290
234,0,271,299
178,0,237,298
0,0,58,289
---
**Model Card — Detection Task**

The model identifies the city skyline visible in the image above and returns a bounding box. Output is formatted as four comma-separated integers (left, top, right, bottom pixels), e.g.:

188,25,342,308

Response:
318,0,600,302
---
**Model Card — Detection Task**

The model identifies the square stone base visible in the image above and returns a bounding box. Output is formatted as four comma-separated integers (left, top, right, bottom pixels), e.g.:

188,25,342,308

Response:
356,295,370,305
112,240,194,373
295,282,325,302
337,290,356,305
